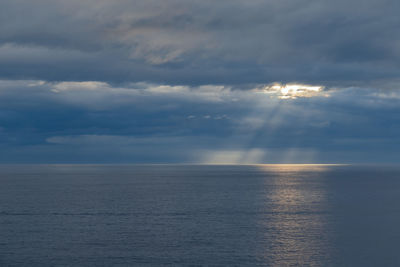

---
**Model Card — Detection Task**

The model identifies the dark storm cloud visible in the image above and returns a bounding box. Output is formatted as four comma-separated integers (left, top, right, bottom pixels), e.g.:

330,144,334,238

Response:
1,0,400,86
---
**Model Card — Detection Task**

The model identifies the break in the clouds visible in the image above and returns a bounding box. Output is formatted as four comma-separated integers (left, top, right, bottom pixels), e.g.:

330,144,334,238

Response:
1,0,400,163
1,0,400,86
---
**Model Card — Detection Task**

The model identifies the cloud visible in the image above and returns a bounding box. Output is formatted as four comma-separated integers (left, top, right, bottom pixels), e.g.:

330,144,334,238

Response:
1,1,400,163
1,0,400,86
0,79,400,163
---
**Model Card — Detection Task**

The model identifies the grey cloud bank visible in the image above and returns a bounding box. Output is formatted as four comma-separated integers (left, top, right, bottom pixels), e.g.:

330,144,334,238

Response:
1,0,400,86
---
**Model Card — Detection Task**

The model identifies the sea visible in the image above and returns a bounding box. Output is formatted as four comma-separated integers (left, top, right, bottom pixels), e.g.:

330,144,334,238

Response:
1,164,400,266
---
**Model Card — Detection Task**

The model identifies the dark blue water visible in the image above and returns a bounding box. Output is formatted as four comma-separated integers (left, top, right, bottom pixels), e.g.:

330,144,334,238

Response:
1,164,400,266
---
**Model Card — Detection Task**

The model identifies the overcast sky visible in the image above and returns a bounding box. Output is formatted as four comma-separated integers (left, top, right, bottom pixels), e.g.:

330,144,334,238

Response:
1,0,400,163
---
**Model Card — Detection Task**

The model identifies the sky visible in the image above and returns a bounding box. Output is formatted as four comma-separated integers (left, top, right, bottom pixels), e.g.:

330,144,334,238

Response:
1,0,400,163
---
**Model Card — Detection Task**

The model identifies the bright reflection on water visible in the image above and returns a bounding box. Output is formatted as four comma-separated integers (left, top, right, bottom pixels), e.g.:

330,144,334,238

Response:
1,164,400,266
256,164,334,266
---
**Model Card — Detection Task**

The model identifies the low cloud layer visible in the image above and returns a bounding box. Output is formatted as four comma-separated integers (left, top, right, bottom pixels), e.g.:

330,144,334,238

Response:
1,80,399,163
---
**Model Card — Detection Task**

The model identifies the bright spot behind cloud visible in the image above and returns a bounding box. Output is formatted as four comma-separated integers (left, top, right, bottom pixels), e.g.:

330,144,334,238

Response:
264,83,326,99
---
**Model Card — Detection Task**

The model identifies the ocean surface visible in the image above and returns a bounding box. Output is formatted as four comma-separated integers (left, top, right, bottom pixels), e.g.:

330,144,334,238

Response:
1,164,400,266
